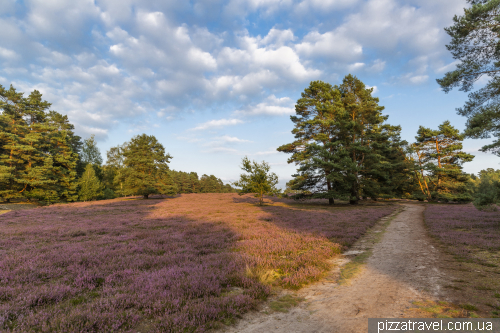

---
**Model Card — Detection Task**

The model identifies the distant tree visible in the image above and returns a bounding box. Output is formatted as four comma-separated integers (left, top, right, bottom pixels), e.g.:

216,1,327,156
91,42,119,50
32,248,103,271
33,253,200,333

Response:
81,135,103,166
80,134,103,181
414,121,474,202
472,168,500,209
78,163,103,201
437,0,500,156
233,156,279,206
120,134,177,199
0,84,79,203
105,143,128,197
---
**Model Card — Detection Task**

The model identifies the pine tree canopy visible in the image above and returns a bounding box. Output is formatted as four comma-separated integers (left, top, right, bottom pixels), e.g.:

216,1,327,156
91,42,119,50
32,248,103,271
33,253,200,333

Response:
233,156,279,206
437,0,500,155
0,84,79,203
120,134,177,199
278,75,410,204
413,121,474,202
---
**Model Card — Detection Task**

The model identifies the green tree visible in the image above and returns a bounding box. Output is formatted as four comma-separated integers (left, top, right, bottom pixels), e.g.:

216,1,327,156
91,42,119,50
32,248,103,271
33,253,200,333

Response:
278,76,409,204
78,163,103,201
81,135,103,166
437,0,500,155
472,168,500,209
0,84,79,203
105,143,128,197
414,121,474,202
120,134,177,199
233,156,279,206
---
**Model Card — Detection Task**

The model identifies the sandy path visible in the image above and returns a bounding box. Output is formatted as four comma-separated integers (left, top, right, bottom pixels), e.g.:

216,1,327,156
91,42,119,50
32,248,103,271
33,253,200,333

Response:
223,204,448,333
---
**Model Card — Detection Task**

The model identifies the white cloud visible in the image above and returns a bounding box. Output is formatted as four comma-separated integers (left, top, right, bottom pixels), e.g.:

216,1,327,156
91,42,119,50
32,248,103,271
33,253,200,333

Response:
217,135,251,143
295,30,363,61
368,59,386,73
347,62,365,72
295,0,360,12
191,118,244,131
0,47,16,59
234,95,295,116
252,149,279,156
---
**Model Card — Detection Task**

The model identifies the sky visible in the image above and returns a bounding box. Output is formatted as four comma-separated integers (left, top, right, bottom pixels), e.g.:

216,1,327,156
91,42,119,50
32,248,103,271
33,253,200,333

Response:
1,0,498,188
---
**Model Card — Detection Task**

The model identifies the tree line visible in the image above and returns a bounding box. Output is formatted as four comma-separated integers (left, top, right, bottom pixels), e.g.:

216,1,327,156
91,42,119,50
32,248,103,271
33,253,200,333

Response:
0,84,235,203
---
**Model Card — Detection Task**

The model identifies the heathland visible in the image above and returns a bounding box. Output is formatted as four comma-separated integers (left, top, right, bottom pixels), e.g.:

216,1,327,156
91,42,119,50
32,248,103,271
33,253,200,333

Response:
0,193,395,332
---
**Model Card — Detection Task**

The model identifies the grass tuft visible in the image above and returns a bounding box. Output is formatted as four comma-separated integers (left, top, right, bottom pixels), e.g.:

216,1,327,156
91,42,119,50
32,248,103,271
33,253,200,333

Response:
269,295,305,313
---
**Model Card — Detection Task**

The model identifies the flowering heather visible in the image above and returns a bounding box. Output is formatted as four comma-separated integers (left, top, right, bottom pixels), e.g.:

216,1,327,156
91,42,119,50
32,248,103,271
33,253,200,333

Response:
0,194,395,332
424,204,500,263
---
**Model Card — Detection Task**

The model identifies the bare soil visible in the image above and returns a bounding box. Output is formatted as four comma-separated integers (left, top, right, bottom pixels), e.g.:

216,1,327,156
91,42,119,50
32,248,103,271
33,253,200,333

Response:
221,204,456,333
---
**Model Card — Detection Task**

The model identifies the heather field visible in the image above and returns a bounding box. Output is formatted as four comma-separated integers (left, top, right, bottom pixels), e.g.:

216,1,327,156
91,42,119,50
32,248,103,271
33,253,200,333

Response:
424,204,500,264
0,194,395,332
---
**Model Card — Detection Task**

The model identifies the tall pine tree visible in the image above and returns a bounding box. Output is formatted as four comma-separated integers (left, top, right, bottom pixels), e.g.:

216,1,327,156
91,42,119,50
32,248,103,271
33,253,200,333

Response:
278,76,409,204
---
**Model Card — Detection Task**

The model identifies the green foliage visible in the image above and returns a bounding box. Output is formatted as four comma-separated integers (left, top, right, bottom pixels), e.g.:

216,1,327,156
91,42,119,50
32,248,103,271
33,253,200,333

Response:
78,164,103,202
105,143,129,197
413,121,474,202
119,134,177,198
278,76,411,204
472,168,500,209
437,0,500,155
0,84,80,203
81,135,103,166
233,156,279,205
170,170,236,194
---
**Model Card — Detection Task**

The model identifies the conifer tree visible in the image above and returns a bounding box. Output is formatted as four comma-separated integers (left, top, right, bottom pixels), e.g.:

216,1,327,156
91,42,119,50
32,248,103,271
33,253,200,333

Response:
78,163,103,201
437,0,500,155
414,121,474,202
120,134,177,198
0,84,79,203
233,156,279,205
278,76,409,204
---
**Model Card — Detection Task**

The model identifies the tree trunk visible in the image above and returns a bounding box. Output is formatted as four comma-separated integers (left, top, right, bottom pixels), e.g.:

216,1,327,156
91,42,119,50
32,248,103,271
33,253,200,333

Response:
143,194,149,199
350,182,358,205
326,179,334,205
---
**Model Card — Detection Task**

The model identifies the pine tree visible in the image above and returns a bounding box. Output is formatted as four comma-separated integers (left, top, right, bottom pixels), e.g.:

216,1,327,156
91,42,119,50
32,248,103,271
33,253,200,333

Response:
414,121,474,202
233,157,279,206
278,76,408,204
277,80,346,204
0,84,79,203
120,134,177,198
437,0,500,155
78,163,103,201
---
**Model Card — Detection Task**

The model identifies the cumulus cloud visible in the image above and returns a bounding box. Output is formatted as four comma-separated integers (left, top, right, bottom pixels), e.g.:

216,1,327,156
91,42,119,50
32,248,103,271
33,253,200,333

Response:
295,30,363,61
0,0,469,142
234,95,295,116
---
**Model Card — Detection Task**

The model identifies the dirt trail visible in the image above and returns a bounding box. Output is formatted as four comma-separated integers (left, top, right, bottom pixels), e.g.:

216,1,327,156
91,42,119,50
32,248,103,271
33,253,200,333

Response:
223,204,448,333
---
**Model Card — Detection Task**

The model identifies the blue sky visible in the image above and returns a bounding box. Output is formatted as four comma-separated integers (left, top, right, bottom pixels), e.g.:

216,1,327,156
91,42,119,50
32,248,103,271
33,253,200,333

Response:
1,0,497,188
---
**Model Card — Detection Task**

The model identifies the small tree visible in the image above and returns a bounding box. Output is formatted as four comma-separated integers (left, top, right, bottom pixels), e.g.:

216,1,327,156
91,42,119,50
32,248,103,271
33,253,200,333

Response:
78,163,103,202
473,168,500,209
120,134,177,199
233,156,279,206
